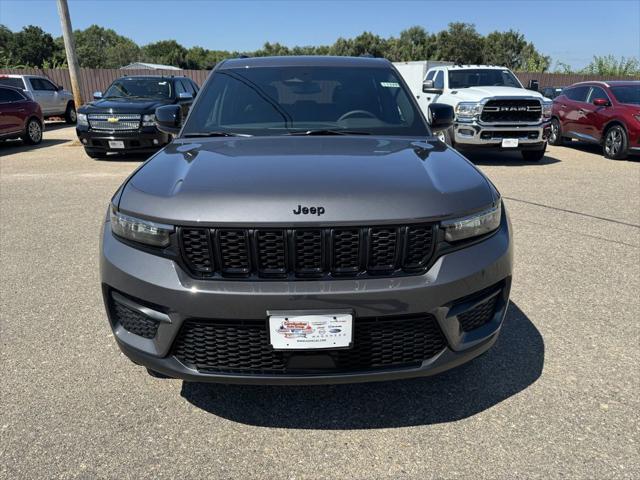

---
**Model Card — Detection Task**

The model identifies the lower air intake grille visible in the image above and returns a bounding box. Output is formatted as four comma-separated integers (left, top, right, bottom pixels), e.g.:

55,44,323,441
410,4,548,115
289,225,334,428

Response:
458,295,499,332
109,295,160,339
172,315,447,374
179,223,436,280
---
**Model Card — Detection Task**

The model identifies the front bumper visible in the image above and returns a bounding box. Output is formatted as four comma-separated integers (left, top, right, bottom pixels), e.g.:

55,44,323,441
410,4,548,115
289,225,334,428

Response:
454,118,551,150
100,212,513,384
76,125,169,153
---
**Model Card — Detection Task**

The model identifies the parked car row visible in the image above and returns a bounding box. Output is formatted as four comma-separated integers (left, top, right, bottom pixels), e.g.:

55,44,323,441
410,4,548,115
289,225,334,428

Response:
395,62,639,161
0,74,76,123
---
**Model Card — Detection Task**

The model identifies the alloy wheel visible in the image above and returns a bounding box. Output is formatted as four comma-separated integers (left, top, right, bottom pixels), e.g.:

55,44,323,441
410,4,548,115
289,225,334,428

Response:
28,121,42,143
605,129,622,156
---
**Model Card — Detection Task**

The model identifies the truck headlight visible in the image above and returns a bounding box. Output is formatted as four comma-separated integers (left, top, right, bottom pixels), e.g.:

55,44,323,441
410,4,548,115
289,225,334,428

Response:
77,112,88,126
142,114,156,127
442,204,502,242
455,102,482,120
110,207,173,247
542,101,553,119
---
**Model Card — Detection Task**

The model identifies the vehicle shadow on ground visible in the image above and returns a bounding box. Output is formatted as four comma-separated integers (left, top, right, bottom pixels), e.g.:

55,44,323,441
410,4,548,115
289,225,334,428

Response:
181,301,544,429
465,150,561,166
0,138,70,154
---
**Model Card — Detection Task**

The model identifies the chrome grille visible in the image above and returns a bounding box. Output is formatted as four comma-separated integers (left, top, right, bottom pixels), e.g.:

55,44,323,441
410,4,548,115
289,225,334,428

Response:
88,113,141,131
480,99,541,123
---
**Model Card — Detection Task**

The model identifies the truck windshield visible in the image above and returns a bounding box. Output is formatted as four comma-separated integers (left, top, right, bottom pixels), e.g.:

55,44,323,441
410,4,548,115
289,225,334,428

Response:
448,69,522,89
610,85,640,105
104,78,173,99
182,66,429,137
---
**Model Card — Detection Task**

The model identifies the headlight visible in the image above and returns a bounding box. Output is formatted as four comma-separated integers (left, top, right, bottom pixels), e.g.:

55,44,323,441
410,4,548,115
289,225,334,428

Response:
442,204,502,242
455,102,482,119
77,112,88,126
142,114,156,127
542,101,553,119
109,207,173,247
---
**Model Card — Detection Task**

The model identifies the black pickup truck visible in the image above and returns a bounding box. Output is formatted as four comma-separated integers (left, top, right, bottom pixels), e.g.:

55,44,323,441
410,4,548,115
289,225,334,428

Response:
76,75,198,159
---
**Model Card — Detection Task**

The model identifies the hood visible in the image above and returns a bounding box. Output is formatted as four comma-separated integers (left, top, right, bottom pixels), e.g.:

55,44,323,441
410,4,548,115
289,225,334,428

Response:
119,136,496,225
450,86,544,102
79,97,173,114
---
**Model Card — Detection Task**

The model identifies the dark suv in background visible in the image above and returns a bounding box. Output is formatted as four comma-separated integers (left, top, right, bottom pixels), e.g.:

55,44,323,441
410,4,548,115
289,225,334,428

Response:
76,75,198,159
549,81,640,159
100,56,513,385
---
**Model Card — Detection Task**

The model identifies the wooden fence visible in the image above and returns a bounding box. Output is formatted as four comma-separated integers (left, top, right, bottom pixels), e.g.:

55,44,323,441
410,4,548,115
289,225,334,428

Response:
1,67,638,106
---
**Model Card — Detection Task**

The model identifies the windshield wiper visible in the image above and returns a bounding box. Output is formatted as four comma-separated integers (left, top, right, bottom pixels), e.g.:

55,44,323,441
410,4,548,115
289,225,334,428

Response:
182,131,252,138
286,129,371,136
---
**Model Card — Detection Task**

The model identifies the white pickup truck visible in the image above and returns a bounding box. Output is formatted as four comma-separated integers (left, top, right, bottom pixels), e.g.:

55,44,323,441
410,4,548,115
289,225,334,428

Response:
396,64,552,161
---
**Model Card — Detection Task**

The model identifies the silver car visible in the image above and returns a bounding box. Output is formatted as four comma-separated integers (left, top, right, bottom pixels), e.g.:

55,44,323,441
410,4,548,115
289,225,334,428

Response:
0,74,76,123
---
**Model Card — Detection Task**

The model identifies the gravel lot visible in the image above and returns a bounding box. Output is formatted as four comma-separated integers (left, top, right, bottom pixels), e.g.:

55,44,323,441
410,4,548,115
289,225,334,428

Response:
1,125,638,479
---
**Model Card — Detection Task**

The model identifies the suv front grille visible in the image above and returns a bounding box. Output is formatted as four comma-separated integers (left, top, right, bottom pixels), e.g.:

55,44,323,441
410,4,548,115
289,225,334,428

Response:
88,113,141,131
480,99,541,123
178,224,436,280
172,314,447,374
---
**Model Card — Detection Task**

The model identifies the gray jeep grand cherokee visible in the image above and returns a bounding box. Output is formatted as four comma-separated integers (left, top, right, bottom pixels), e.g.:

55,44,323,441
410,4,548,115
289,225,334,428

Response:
100,56,513,384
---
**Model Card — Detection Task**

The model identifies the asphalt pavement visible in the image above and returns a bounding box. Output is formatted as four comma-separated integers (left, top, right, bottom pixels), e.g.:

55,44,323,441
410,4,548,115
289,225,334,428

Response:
1,125,638,479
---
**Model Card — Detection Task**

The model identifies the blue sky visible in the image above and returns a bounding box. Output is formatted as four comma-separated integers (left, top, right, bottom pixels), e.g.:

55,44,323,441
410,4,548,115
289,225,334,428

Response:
1,0,638,69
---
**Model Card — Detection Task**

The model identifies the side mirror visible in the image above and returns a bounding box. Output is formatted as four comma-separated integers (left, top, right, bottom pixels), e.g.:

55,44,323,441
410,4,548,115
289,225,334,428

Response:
428,103,454,132
155,104,182,135
178,92,193,101
93,91,103,100
527,79,539,92
422,79,443,94
57,84,64,91
593,98,610,107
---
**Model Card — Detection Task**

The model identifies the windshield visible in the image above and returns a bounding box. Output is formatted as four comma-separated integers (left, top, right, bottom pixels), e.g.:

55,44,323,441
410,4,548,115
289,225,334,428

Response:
0,77,26,89
610,85,640,105
448,69,522,89
104,78,173,99
182,66,429,137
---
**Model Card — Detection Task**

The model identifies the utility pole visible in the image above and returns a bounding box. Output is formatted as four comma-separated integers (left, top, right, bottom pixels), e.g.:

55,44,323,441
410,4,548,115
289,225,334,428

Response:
56,0,83,108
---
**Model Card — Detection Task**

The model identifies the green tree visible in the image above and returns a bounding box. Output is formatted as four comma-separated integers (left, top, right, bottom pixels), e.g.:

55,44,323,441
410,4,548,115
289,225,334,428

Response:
74,25,139,68
483,30,526,68
141,40,187,68
520,42,550,72
434,23,483,64
0,24,13,66
5,25,58,67
387,26,435,62
580,55,640,76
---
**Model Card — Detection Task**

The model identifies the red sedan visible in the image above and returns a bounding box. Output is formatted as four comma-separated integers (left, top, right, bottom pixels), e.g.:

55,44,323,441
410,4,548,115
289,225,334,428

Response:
0,85,44,145
549,81,640,160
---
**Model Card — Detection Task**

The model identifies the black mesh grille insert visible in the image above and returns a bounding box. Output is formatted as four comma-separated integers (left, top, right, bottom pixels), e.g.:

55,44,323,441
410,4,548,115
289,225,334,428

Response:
403,226,434,269
458,295,498,332
181,228,213,273
110,297,159,339
178,224,437,279
294,229,323,275
172,315,447,374
368,227,399,272
256,230,286,275
217,229,250,275
480,99,542,123
332,229,361,273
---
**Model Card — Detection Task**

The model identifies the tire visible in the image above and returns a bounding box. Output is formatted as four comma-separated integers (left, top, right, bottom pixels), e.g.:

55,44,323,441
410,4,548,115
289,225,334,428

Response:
435,126,454,147
521,144,546,162
548,118,564,146
22,118,43,145
603,125,628,160
64,102,77,124
84,148,108,159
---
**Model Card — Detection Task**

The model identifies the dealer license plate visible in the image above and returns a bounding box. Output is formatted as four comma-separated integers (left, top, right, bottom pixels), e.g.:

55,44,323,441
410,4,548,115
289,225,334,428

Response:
501,138,519,148
108,140,125,149
268,312,353,350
